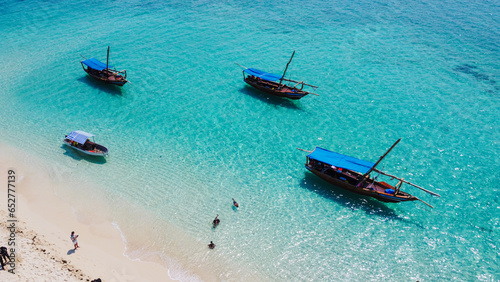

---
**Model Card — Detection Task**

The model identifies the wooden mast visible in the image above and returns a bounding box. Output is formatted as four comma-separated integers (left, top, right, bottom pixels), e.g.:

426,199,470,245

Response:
365,139,401,177
358,139,401,186
279,51,295,88
358,138,441,198
106,46,110,70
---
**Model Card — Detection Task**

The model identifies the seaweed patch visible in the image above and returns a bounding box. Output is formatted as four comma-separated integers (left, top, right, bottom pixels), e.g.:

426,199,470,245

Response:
454,64,496,85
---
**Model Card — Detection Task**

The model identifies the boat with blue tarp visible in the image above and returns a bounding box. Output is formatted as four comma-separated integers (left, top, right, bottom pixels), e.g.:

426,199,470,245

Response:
236,51,318,100
63,130,108,157
299,139,440,207
80,46,128,86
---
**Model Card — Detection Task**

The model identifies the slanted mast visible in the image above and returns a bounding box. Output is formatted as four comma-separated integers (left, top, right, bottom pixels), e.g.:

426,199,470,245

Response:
359,139,441,198
358,139,401,187
278,51,295,88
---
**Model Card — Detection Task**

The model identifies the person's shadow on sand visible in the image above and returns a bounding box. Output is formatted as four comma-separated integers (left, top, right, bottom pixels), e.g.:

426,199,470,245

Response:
67,249,75,255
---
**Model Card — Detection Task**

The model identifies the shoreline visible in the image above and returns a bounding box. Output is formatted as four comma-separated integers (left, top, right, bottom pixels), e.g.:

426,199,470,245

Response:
0,142,177,281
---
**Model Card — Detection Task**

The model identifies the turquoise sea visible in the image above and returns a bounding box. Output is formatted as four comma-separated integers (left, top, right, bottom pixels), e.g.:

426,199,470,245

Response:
1,0,499,280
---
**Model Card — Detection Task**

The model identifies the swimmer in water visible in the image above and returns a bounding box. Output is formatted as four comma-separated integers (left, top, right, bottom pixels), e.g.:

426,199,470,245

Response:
208,241,215,249
213,214,220,227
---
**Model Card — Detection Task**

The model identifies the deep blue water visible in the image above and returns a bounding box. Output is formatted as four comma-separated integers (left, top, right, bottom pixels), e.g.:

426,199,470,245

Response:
0,0,499,280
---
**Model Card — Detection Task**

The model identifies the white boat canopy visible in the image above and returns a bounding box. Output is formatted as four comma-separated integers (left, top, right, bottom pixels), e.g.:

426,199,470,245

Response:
66,130,95,145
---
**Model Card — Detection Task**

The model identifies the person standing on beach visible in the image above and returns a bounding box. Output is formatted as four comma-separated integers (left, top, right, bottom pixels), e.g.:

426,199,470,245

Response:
0,246,9,270
71,231,79,250
0,248,4,270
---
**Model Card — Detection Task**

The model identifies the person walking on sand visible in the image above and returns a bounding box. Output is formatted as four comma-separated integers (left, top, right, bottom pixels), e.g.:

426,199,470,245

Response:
71,231,79,250
213,214,220,228
232,198,239,208
0,248,4,270
0,246,9,270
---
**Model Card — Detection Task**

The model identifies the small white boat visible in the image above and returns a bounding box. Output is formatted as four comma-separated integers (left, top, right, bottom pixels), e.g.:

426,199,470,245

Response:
63,130,109,157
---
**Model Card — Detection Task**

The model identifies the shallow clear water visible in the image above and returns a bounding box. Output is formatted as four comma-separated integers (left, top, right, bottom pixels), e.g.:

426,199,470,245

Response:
1,0,499,280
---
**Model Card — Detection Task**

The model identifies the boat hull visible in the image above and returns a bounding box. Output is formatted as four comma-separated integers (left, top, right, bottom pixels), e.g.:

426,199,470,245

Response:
305,165,416,203
63,140,108,157
82,65,127,86
244,78,307,100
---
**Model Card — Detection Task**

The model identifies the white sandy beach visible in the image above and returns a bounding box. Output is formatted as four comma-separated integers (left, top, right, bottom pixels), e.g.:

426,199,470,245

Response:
0,142,176,281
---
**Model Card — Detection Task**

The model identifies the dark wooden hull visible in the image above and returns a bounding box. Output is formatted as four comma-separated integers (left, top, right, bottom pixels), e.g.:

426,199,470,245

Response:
244,77,308,100
305,164,417,203
63,139,108,157
82,65,127,86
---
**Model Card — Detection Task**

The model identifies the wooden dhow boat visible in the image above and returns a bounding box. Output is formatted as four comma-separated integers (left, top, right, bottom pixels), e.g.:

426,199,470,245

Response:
236,51,319,100
80,46,128,86
63,130,109,157
299,139,440,207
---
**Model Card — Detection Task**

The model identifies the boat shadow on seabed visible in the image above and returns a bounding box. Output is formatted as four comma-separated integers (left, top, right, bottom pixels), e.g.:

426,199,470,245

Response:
299,173,424,228
61,145,107,165
77,76,124,96
238,87,304,111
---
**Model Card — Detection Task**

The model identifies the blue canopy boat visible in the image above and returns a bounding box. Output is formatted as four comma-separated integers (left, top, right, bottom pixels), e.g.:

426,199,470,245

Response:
63,130,109,157
236,51,319,100
300,139,440,207
80,46,128,86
